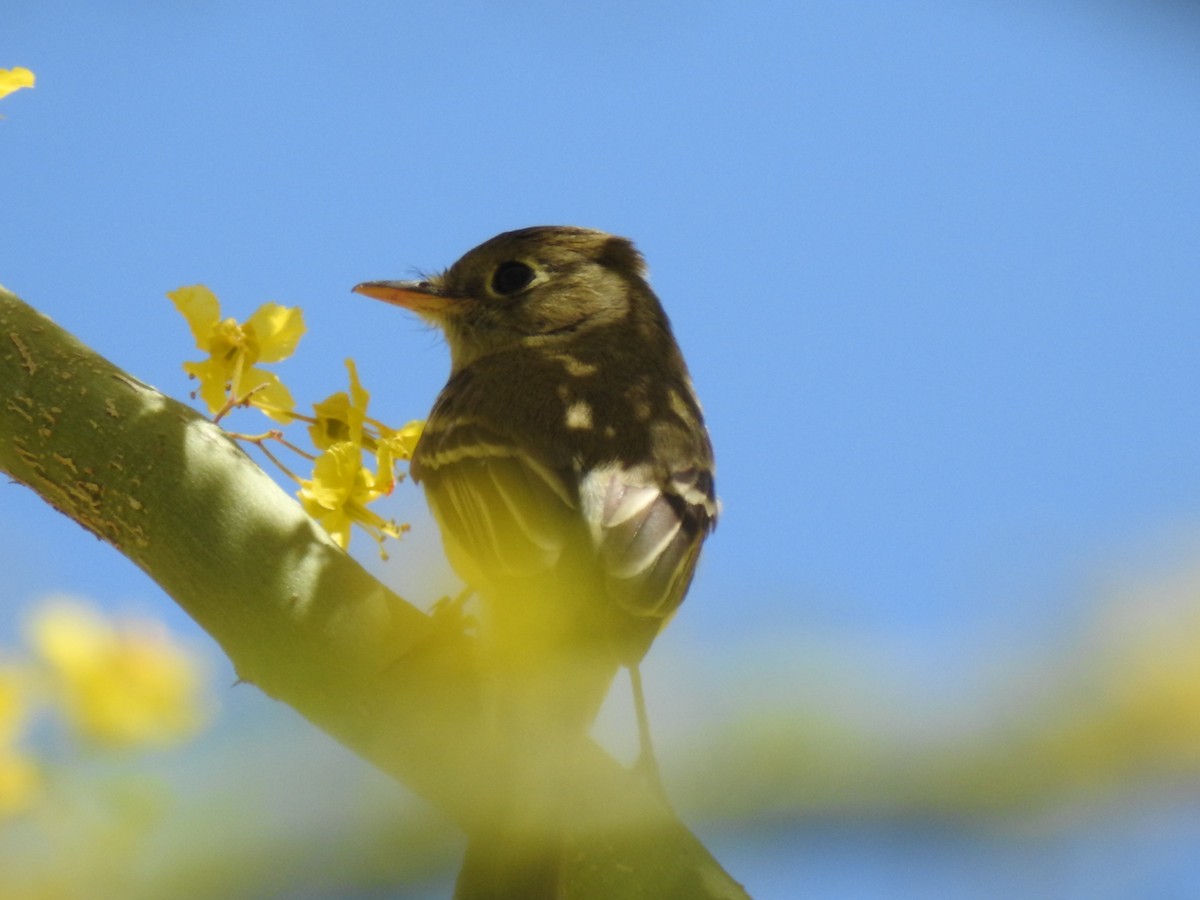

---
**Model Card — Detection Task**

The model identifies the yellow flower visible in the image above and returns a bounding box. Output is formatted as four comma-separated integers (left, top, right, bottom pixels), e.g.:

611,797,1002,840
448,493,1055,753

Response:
28,600,207,748
373,419,424,494
0,749,38,818
0,667,40,818
168,284,304,422
309,361,423,495
309,359,370,451
300,361,415,551
0,666,27,746
299,441,402,550
0,67,35,101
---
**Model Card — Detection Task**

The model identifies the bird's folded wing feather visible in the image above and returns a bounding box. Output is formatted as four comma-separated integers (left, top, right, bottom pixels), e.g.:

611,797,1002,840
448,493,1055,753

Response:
586,463,717,618
416,417,716,620
413,418,575,583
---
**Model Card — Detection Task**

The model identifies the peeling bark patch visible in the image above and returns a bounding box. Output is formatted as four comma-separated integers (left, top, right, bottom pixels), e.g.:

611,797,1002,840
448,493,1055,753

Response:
52,453,79,474
8,332,38,375
5,398,34,423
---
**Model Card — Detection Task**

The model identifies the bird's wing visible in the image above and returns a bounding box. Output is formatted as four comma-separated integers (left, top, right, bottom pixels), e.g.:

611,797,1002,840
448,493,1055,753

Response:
582,462,717,619
413,416,579,587
415,408,717,623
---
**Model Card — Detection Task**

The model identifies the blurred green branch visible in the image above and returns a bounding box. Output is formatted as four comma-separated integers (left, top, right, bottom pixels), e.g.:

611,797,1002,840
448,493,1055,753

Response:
0,287,749,899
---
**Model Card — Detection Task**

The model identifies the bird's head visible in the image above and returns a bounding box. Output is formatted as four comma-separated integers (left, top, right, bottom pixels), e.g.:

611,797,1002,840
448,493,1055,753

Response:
354,226,656,371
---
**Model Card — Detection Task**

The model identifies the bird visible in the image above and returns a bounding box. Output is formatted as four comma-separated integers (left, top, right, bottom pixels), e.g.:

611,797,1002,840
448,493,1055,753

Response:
354,226,717,897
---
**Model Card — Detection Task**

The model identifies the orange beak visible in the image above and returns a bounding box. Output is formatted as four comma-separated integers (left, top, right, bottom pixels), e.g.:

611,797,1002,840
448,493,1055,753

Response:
352,279,458,314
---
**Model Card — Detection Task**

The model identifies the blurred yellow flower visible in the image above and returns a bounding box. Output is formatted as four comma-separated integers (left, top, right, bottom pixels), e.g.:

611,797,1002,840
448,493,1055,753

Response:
0,748,38,818
28,600,207,748
0,665,38,817
299,441,402,550
0,66,35,100
168,284,304,423
0,666,27,746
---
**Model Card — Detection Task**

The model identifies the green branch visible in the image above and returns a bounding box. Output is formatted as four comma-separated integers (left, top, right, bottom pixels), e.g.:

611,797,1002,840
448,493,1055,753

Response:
0,287,750,899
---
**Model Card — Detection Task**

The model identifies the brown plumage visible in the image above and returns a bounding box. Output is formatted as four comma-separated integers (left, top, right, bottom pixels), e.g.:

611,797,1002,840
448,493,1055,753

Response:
355,226,716,898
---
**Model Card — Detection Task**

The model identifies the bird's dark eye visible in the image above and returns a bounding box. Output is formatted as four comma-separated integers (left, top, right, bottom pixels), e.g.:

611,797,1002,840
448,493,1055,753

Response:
491,260,535,296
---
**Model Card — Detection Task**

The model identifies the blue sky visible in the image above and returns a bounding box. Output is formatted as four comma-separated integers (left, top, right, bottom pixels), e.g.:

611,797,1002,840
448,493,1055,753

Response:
4,3,1200,896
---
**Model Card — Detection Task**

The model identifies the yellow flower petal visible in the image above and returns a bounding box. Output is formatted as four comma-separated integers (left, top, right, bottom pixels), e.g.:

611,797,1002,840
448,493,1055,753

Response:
309,360,370,450
0,67,35,101
183,357,234,416
299,442,403,549
246,302,305,363
346,359,368,443
380,419,424,461
374,419,424,493
301,442,361,508
309,391,353,449
237,366,296,422
168,285,222,351
299,446,359,547
302,500,352,548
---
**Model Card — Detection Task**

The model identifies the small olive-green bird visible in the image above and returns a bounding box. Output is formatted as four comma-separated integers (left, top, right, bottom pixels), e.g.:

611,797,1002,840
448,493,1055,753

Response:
354,226,717,897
